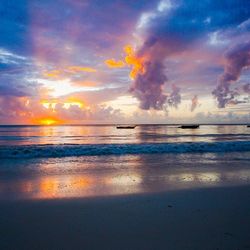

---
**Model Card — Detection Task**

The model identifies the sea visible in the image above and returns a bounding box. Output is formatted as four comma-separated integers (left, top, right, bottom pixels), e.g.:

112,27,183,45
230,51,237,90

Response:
0,124,250,200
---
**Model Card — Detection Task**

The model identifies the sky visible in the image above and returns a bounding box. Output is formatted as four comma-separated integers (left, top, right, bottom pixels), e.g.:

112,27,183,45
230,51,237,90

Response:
0,0,250,125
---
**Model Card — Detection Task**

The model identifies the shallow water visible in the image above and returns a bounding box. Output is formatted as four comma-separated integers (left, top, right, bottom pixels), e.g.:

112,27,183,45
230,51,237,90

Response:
0,125,249,200
1,152,250,200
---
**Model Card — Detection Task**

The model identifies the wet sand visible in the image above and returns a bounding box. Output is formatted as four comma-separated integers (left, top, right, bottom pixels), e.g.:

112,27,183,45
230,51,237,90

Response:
1,185,250,250
1,153,250,249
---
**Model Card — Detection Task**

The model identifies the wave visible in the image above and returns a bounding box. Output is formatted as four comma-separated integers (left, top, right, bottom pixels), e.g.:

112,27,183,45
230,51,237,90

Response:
0,141,250,159
1,134,250,144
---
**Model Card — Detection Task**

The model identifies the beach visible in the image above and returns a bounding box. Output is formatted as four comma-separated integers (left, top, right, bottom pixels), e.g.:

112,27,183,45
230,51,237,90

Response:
1,186,250,250
0,125,250,249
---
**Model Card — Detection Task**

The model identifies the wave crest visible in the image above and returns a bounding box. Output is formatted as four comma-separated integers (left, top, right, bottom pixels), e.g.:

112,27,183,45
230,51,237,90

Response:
0,141,250,159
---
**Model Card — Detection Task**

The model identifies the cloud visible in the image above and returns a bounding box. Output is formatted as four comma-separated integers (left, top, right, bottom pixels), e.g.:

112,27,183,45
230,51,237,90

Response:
0,48,27,64
0,74,43,98
243,83,250,94
191,95,198,112
0,95,124,124
212,41,250,108
129,52,167,109
43,66,97,79
128,0,250,110
194,111,250,124
105,59,125,68
167,84,181,108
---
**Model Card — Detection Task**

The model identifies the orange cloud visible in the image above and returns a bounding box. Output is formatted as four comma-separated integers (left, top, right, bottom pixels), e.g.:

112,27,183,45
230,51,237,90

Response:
41,97,86,110
105,59,125,68
67,66,97,73
29,98,87,125
124,45,145,79
63,97,85,109
104,45,146,79
43,66,97,79
67,97,86,108
41,100,57,109
43,70,62,79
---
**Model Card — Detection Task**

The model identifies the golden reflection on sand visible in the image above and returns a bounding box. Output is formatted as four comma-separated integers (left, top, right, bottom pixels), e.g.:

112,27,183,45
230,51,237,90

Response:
18,175,95,199
1,168,250,200
14,173,143,199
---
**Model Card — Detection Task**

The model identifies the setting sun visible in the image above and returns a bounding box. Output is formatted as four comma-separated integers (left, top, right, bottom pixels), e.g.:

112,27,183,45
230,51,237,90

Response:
39,118,59,125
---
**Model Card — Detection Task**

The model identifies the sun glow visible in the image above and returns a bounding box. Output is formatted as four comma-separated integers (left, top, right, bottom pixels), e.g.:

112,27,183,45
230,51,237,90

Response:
37,78,82,97
39,118,59,125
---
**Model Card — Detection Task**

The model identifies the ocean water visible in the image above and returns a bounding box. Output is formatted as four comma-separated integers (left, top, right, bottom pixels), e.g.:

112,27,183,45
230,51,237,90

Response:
0,125,250,200
0,124,250,158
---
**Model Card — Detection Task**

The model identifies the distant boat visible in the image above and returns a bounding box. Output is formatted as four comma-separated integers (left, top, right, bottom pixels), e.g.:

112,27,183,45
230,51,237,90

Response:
116,125,136,129
179,125,200,129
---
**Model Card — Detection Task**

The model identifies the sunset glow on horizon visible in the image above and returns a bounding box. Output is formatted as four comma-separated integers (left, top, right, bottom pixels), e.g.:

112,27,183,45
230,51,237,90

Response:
39,118,60,126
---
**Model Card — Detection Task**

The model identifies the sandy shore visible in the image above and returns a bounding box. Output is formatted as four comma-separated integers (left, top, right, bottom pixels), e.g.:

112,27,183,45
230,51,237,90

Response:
1,185,250,250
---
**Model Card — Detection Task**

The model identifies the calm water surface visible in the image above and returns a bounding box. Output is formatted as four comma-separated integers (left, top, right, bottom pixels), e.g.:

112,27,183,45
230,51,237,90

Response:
0,124,249,145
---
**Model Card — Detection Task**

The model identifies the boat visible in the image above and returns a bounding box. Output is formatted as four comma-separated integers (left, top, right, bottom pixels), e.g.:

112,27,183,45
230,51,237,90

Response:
247,125,250,128
116,125,136,129
179,125,200,129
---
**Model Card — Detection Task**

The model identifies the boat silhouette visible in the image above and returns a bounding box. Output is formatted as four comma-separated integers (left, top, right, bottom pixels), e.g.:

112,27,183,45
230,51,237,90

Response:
179,125,200,129
116,125,136,129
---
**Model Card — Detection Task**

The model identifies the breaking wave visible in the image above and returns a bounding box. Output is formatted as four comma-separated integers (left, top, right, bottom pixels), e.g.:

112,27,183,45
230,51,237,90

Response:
0,141,250,159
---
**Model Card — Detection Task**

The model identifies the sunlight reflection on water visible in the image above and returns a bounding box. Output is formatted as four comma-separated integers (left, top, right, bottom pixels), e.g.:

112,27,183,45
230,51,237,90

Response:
0,152,250,200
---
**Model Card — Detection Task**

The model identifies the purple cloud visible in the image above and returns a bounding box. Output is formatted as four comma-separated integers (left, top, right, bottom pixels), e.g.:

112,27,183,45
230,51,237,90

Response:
212,41,250,108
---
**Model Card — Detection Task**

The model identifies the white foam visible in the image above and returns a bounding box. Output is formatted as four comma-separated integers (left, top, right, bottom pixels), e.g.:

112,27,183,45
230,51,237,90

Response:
0,141,250,159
